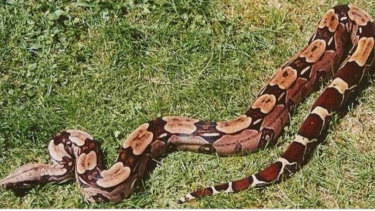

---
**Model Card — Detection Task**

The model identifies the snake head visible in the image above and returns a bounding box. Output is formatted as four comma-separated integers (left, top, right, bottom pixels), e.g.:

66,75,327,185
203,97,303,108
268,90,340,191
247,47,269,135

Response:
0,163,70,189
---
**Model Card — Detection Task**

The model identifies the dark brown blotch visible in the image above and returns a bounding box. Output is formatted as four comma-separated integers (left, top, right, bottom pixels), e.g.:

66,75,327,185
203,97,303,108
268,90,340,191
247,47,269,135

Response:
232,178,251,193
258,128,275,148
53,131,70,145
312,87,344,113
150,140,167,158
259,85,284,102
117,147,137,168
234,143,242,153
290,57,309,70
147,118,167,136
191,187,213,198
282,142,306,165
336,61,366,87
333,5,350,18
214,183,229,191
256,162,282,183
298,114,324,139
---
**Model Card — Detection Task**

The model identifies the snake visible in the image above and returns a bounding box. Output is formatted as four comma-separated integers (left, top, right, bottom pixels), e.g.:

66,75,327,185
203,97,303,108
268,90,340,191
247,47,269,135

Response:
1,4,374,204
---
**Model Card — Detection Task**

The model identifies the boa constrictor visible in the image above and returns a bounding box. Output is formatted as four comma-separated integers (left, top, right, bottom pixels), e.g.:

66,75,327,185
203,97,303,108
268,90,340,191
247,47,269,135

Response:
1,4,374,204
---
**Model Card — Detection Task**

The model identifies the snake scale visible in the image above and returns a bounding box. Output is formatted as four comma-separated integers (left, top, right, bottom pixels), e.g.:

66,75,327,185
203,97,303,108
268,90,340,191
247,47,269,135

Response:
1,4,374,204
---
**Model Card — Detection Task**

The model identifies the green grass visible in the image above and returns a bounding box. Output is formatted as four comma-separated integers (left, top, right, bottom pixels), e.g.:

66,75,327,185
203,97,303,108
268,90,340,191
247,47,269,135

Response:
1,0,375,208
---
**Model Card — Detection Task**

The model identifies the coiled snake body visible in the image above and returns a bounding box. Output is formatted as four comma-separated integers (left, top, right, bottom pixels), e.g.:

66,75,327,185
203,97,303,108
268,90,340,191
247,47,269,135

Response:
1,4,375,204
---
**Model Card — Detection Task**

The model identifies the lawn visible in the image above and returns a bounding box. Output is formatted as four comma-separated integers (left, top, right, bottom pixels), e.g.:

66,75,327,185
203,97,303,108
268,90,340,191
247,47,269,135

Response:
1,0,375,208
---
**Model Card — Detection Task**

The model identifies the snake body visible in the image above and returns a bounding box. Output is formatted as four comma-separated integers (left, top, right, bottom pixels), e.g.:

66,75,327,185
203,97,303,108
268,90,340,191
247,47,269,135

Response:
1,4,374,204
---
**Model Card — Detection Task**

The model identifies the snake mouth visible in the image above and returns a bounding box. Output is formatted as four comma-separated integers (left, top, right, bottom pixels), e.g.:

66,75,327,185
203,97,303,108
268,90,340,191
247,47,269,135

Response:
0,177,13,189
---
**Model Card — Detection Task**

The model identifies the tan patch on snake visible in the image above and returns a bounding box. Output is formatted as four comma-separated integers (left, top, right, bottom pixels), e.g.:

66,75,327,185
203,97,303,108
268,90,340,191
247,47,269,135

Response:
349,37,375,67
162,116,199,134
269,67,298,90
213,129,261,155
311,106,330,121
328,77,349,94
76,151,97,174
67,130,93,146
216,115,252,133
168,134,209,145
348,5,373,26
318,9,339,32
123,123,153,155
96,162,131,188
48,140,71,162
46,165,69,177
251,94,277,114
293,135,310,146
300,39,326,63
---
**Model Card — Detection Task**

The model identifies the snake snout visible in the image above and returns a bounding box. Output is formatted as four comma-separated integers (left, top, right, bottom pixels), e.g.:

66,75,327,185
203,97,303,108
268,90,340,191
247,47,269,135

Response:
0,163,48,189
